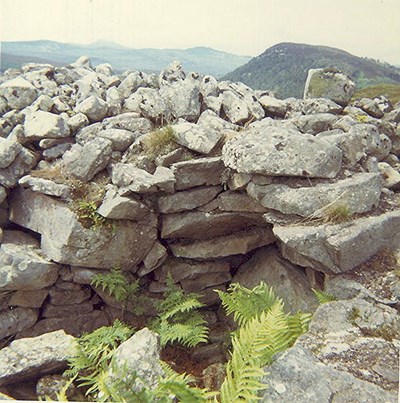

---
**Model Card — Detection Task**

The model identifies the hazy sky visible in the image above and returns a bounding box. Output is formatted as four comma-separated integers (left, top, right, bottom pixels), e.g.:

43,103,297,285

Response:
1,0,399,64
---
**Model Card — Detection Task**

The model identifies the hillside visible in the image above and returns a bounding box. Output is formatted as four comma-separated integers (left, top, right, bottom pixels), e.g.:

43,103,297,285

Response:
223,42,400,98
0,40,251,77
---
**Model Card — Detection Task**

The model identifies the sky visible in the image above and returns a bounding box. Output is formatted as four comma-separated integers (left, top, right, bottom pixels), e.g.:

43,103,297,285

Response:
0,0,399,64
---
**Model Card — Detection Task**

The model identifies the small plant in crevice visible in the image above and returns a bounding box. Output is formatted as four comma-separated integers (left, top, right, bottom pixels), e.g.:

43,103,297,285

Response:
312,288,338,304
71,199,116,231
141,125,178,160
151,274,209,348
347,307,361,325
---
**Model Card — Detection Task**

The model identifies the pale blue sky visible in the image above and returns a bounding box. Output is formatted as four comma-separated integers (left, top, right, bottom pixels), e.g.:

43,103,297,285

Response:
1,0,399,64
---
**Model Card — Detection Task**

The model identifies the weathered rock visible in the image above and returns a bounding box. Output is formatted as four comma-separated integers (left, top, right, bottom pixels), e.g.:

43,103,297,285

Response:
247,173,381,218
378,162,400,190
158,186,222,213
0,330,76,386
0,308,39,340
258,95,288,118
353,98,384,118
18,175,71,199
161,211,265,240
97,186,150,220
222,126,342,178
118,71,147,98
274,210,400,273
0,77,38,110
68,112,89,133
75,95,108,122
36,374,76,401
301,98,343,115
304,68,356,106
172,120,222,154
48,286,91,305
42,143,73,161
103,113,152,134
220,90,250,124
62,137,113,182
140,242,168,275
207,190,268,213
233,246,318,313
169,226,275,259
260,345,396,403
0,148,39,188
171,157,225,190
180,271,232,292
24,111,70,141
0,139,22,169
16,310,109,339
42,301,93,318
10,188,157,269
108,328,164,392
124,87,168,120
106,86,122,116
290,113,338,135
0,186,6,204
0,233,60,290
8,289,49,308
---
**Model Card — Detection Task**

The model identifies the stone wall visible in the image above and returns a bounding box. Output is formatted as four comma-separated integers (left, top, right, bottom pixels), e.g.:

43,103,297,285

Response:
0,56,399,349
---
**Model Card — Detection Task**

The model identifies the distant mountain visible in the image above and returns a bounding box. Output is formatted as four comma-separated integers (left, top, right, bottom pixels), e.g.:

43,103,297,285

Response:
0,40,251,77
223,42,400,99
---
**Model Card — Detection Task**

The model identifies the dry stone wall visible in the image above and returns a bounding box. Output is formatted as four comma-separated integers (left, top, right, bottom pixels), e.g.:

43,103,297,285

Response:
0,56,400,400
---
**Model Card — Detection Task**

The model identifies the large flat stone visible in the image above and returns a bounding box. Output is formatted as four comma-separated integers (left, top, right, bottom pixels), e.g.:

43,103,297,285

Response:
9,188,157,269
247,173,381,218
161,211,265,240
24,111,70,140
274,210,400,273
222,126,342,178
0,330,76,386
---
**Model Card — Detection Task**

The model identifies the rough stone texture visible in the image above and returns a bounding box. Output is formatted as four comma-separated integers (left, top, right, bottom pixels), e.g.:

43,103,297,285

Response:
158,186,222,213
42,301,93,318
124,87,167,120
180,271,232,293
0,139,22,169
0,148,39,188
97,186,150,220
171,157,225,190
24,111,70,141
0,308,39,340
48,286,91,305
140,242,168,275
169,226,276,259
108,328,164,392
172,120,222,154
258,95,288,118
260,345,396,403
62,137,113,182
290,113,338,135
161,211,265,240
74,95,108,122
18,175,71,199
222,126,342,178
103,113,152,134
233,246,318,313
274,210,400,273
0,330,76,386
208,190,268,213
378,162,400,190
0,186,6,204
0,77,38,110
10,188,157,269
354,98,384,118
304,68,356,106
247,173,381,218
220,90,250,124
301,98,343,115
36,374,76,401
8,289,49,308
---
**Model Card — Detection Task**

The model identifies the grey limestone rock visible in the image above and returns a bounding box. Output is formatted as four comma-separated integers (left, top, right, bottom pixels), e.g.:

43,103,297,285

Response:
304,68,356,106
353,98,384,118
74,95,108,122
0,77,38,110
18,175,72,199
301,98,343,115
258,94,288,118
24,110,71,141
124,87,168,121
62,137,113,182
0,330,76,386
377,162,400,189
0,138,22,169
220,90,250,124
222,126,342,178
290,112,338,135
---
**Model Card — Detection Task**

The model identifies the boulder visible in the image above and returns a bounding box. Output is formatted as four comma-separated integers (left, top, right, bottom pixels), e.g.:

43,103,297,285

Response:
304,68,356,106
301,98,343,115
0,77,38,110
258,95,288,118
10,188,157,269
0,330,76,386
107,328,164,392
62,137,113,182
118,71,147,98
68,112,89,133
220,90,250,124
8,289,49,308
172,120,222,154
290,113,338,135
18,175,71,199
233,246,318,313
0,139,22,169
74,95,108,122
378,162,400,189
353,98,384,119
124,87,168,121
24,111,70,141
247,173,381,218
169,226,276,259
274,210,400,274
222,126,342,178
161,211,265,240
0,308,39,340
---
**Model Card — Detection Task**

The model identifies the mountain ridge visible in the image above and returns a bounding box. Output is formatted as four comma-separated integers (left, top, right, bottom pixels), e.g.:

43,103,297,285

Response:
223,42,400,99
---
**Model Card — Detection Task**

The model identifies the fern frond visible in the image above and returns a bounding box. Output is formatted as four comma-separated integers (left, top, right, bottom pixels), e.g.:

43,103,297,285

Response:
161,298,205,320
312,288,338,304
216,282,281,326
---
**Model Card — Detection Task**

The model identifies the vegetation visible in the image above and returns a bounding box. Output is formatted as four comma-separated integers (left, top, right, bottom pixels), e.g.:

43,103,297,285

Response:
312,289,338,304
61,281,311,402
352,83,400,104
303,197,352,225
141,125,178,160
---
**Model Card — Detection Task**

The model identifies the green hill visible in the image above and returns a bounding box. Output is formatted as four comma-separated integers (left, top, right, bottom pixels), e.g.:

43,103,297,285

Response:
352,83,400,105
223,43,400,99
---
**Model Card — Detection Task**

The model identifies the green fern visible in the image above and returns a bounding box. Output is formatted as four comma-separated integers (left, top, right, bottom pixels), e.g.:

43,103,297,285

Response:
151,274,209,348
312,288,338,304
216,282,281,326
65,320,134,399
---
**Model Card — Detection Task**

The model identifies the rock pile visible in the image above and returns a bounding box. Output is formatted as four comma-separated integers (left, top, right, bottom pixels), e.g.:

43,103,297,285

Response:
0,57,399,401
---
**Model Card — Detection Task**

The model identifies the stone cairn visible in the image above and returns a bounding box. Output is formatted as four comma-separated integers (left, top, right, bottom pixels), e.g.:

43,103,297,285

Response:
0,58,400,401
